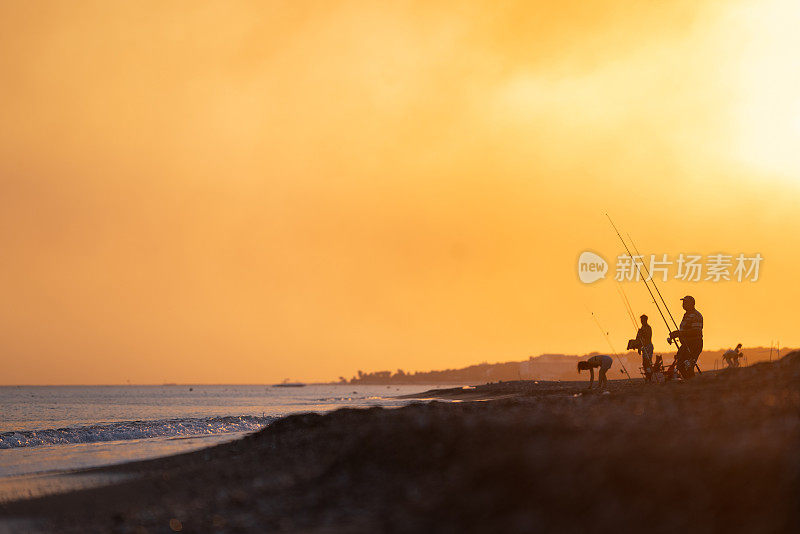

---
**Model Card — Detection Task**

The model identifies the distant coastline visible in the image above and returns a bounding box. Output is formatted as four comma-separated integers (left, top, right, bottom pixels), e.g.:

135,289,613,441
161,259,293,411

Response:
340,346,791,385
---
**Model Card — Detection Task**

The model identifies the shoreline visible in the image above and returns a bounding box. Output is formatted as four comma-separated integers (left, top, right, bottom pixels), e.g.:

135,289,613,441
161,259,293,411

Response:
1,354,798,532
398,377,638,400
0,384,439,483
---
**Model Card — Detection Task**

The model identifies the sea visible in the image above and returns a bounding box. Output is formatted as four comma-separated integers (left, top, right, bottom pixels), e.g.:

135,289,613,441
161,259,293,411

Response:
0,384,442,501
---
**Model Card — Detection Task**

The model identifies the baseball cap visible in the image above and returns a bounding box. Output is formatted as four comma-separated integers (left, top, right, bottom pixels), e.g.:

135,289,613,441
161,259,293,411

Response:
680,295,695,304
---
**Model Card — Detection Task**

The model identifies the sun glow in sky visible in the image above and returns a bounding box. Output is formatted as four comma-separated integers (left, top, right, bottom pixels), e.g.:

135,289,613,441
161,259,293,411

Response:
729,0,800,179
1,0,799,384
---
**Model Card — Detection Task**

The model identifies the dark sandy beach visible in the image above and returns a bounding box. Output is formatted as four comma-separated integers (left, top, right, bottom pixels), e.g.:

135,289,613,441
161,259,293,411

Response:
2,353,798,533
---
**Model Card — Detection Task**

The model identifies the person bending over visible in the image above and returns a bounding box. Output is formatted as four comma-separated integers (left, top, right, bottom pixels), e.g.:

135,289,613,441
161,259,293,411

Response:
723,343,743,368
577,354,613,389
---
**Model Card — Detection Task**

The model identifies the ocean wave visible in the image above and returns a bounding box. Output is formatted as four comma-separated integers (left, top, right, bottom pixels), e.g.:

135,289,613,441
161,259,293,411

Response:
0,415,275,449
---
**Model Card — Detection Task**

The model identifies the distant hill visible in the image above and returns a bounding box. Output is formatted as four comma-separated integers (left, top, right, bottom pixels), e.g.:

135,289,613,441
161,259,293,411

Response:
342,346,792,385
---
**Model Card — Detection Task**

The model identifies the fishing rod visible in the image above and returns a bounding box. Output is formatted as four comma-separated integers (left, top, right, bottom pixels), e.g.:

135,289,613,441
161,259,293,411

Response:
626,230,702,375
616,282,638,330
586,307,633,380
627,233,680,333
606,214,701,375
605,214,675,349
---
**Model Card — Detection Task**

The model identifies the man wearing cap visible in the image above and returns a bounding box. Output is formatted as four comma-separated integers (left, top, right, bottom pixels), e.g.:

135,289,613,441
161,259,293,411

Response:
635,315,654,380
669,295,703,379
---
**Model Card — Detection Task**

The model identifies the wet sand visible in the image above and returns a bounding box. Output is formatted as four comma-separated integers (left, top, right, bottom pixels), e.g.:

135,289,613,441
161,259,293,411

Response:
0,471,132,505
2,353,798,533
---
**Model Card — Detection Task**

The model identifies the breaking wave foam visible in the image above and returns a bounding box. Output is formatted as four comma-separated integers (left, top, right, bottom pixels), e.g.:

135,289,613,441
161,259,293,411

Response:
0,415,275,449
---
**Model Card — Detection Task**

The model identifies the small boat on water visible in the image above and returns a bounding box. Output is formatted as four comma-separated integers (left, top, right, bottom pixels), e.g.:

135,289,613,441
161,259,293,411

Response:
272,379,306,388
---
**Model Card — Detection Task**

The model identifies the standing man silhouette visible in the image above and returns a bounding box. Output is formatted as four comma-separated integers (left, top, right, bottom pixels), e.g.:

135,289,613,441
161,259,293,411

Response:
636,314,654,379
669,295,703,379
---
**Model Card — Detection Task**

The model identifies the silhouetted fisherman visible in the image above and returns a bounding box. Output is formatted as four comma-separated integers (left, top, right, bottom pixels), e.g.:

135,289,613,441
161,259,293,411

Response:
669,295,703,379
577,354,613,389
636,314,654,379
723,343,743,368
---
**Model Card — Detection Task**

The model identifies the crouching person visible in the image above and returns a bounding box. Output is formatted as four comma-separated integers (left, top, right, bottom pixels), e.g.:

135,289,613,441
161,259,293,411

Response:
577,354,613,389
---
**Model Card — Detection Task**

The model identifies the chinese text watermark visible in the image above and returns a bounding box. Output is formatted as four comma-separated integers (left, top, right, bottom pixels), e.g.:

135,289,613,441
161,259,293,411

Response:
614,253,762,282
578,252,763,284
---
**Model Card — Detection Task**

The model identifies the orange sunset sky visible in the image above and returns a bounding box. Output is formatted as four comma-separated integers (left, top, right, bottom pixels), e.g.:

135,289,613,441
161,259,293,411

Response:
1,1,799,384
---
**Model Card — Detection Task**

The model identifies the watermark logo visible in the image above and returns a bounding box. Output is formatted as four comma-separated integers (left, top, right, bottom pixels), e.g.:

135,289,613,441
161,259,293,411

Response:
614,253,763,282
577,251,763,283
578,251,608,284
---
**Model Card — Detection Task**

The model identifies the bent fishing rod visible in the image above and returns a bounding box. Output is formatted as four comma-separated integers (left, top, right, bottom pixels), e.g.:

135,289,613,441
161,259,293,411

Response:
606,214,701,374
616,282,638,330
605,214,674,347
626,231,702,375
627,234,680,334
